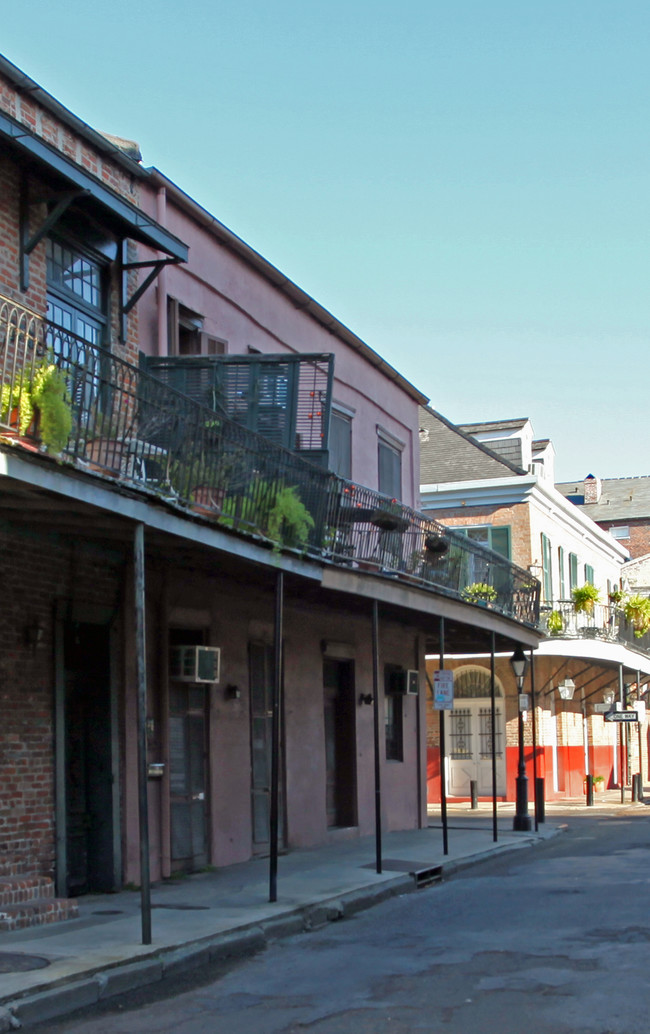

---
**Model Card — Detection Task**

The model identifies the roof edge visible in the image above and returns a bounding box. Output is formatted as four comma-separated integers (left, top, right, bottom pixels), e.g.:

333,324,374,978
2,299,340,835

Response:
148,168,429,406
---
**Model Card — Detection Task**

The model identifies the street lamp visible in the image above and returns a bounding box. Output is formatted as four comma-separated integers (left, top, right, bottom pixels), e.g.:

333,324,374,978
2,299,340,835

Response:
510,646,532,831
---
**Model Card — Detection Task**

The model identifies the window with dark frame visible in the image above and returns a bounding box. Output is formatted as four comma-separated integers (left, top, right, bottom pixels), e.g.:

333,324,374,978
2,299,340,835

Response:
330,409,352,479
167,297,225,356
378,437,402,499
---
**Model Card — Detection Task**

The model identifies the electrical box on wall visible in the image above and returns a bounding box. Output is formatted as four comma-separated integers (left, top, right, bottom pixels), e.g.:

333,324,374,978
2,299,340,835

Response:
170,645,221,683
406,670,419,695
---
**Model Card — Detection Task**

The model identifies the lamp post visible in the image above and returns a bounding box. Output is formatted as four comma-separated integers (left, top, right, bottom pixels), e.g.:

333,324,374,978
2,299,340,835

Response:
511,645,532,832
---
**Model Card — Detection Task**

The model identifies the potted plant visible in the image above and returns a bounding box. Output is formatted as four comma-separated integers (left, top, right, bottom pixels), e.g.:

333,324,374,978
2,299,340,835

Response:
608,588,625,606
461,582,497,606
623,594,650,638
0,357,71,453
30,360,72,453
220,479,314,552
593,774,605,792
546,609,564,635
571,583,600,615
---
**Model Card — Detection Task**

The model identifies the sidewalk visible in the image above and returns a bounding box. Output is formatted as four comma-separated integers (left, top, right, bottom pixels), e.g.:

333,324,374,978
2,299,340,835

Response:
0,795,639,1029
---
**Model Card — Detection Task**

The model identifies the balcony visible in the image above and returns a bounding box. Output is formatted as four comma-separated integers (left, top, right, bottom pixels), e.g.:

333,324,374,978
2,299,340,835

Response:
0,295,540,626
540,600,650,654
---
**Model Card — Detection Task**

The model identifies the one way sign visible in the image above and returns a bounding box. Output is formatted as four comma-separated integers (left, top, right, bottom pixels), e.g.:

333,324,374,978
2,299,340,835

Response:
604,710,638,723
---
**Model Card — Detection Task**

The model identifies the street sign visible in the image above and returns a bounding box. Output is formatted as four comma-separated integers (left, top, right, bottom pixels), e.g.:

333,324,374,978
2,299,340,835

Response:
433,669,454,710
604,710,638,723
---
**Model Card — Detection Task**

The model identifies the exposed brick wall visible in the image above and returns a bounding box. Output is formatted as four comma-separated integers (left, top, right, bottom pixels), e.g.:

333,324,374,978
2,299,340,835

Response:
432,502,533,569
0,74,141,205
0,72,141,364
595,519,650,561
0,524,125,880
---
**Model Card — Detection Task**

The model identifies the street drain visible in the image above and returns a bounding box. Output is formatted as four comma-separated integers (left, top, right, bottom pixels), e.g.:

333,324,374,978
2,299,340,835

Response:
152,904,210,910
0,952,50,974
92,909,124,915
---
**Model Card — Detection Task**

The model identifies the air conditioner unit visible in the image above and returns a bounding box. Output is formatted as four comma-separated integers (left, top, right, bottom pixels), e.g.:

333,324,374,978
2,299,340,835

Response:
170,645,221,683
406,670,419,695
387,669,420,695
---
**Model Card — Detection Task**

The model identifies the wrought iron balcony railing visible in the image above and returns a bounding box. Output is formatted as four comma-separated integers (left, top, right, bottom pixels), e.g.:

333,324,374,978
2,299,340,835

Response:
540,600,650,653
0,295,540,625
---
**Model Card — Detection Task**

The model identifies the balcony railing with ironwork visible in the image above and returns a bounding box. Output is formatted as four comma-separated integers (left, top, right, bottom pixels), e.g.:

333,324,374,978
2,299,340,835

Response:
0,295,540,625
540,600,650,654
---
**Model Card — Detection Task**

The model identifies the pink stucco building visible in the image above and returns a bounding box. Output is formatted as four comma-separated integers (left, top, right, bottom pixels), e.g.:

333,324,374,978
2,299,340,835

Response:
0,53,541,929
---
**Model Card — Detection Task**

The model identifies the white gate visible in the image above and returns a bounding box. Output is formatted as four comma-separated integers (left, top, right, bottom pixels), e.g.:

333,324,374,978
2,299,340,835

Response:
445,667,506,797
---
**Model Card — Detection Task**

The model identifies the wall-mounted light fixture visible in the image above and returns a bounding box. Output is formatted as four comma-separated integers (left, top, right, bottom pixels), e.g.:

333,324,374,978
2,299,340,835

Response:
603,688,616,707
23,619,44,649
358,693,373,706
225,684,241,700
557,678,576,701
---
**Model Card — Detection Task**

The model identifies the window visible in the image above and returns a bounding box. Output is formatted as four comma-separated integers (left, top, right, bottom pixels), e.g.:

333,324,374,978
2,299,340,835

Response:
46,237,105,348
460,525,511,559
558,546,566,599
330,409,352,479
167,297,224,356
569,553,579,591
384,665,404,762
584,564,594,584
541,533,553,602
610,526,630,541
377,428,403,498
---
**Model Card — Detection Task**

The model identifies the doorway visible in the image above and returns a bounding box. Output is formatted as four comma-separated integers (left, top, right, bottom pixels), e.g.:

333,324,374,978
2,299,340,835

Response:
248,641,284,853
62,620,116,895
169,683,208,872
323,659,357,828
444,667,506,797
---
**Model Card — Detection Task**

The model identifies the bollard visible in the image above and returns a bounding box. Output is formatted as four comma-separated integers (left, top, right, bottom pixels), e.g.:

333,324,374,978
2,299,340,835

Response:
470,780,478,809
535,776,545,823
585,773,594,807
632,773,641,802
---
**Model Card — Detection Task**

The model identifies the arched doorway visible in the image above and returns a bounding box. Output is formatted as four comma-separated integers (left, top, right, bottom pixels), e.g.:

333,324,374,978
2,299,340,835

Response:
446,666,506,797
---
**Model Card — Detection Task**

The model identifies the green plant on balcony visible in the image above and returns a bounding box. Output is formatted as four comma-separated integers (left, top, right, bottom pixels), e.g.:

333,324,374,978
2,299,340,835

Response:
30,360,72,452
546,609,564,635
608,587,625,606
623,594,650,638
571,583,600,615
461,582,497,605
220,478,314,551
0,357,71,452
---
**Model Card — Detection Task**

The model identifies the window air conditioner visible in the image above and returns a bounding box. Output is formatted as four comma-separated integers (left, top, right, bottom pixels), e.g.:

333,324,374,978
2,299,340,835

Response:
170,645,221,683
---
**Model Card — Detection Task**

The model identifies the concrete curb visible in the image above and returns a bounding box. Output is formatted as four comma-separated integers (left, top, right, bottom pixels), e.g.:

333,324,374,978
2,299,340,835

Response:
3,875,414,1028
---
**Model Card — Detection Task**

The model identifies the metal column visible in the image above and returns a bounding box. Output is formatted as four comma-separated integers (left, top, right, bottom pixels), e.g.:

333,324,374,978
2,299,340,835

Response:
439,617,449,855
134,523,152,945
269,570,284,903
490,633,498,842
372,599,382,874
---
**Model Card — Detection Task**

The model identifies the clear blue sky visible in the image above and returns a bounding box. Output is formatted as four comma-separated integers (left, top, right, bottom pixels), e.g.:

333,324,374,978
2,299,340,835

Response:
3,1,648,481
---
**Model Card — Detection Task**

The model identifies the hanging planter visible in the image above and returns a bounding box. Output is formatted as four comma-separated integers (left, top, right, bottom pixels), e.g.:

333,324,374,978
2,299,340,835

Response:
571,583,600,614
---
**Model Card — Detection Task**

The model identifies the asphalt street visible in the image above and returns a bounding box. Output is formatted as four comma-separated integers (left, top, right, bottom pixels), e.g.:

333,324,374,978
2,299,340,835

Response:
33,807,650,1034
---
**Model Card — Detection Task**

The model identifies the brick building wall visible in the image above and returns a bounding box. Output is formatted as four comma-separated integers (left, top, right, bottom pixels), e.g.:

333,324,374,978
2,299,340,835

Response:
0,524,125,879
596,519,650,562
434,502,533,569
0,71,141,364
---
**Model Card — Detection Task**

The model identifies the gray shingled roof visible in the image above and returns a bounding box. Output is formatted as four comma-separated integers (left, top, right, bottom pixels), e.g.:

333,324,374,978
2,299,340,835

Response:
556,477,650,520
419,407,526,484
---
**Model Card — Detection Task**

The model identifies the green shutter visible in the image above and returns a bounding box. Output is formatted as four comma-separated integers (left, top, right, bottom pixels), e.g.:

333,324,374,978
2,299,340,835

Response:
489,526,511,559
585,564,594,584
558,547,566,599
541,534,553,602
569,553,579,591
